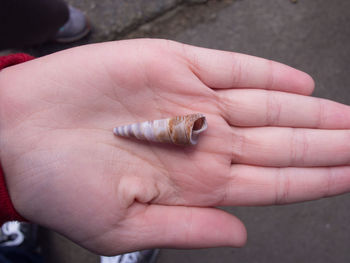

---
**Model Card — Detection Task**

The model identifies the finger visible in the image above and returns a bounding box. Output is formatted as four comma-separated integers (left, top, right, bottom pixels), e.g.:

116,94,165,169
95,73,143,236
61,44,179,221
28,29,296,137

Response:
232,127,350,167
218,89,350,128
117,205,246,251
182,44,314,95
216,165,350,206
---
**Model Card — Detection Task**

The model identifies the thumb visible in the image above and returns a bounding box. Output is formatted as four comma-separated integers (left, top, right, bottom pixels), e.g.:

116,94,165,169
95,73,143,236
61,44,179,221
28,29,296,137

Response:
115,204,247,253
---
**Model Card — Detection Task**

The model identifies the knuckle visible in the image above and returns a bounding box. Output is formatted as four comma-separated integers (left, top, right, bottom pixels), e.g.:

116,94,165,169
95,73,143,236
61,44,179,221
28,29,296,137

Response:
289,128,309,166
315,98,326,128
230,54,244,87
265,92,282,125
265,59,275,90
322,168,335,198
274,168,291,205
231,128,246,163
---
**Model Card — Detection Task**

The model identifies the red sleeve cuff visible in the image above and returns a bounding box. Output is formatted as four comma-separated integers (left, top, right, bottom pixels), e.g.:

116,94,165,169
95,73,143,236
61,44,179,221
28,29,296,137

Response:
0,166,27,224
0,53,34,70
0,53,34,224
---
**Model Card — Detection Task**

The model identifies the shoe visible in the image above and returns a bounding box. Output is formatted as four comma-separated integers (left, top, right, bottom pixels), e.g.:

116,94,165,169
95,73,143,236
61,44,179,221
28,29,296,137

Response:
53,6,91,43
0,222,43,262
0,221,24,246
0,221,38,249
100,249,159,263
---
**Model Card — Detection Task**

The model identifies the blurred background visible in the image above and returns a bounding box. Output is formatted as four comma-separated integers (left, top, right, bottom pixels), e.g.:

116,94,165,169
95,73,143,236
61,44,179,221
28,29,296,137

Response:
3,0,350,262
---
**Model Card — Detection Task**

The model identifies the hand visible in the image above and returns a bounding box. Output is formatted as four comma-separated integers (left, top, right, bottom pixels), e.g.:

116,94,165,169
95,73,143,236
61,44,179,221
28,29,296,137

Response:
1,39,349,255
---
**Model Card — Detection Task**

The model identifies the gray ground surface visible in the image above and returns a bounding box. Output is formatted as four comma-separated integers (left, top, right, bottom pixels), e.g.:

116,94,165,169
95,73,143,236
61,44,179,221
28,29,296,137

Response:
5,0,350,262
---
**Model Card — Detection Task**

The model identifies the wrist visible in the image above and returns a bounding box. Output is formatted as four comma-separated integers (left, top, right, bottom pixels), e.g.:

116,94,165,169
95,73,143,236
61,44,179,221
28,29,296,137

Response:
0,53,34,224
0,164,27,224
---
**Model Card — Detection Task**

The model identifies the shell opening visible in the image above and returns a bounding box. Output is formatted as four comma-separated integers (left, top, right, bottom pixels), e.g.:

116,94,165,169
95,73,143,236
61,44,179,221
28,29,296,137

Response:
192,117,207,134
193,118,204,130
190,116,207,145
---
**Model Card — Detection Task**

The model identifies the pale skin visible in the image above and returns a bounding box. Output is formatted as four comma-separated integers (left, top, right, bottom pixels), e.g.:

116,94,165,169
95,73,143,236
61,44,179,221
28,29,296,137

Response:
1,39,350,255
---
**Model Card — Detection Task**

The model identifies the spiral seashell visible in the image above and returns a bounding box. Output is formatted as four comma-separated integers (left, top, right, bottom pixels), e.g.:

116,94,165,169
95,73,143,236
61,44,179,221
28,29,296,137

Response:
113,113,207,145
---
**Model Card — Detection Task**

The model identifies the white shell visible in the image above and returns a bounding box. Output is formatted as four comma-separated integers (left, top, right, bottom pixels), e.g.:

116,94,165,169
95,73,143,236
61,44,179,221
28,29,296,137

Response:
113,113,207,145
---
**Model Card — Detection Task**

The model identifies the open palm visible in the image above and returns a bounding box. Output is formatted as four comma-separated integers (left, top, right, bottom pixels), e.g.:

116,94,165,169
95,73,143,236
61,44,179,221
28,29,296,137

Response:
1,39,350,255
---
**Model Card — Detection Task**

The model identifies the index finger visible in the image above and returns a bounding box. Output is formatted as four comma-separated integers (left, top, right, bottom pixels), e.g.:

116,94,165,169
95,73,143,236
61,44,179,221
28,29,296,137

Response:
181,43,314,95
